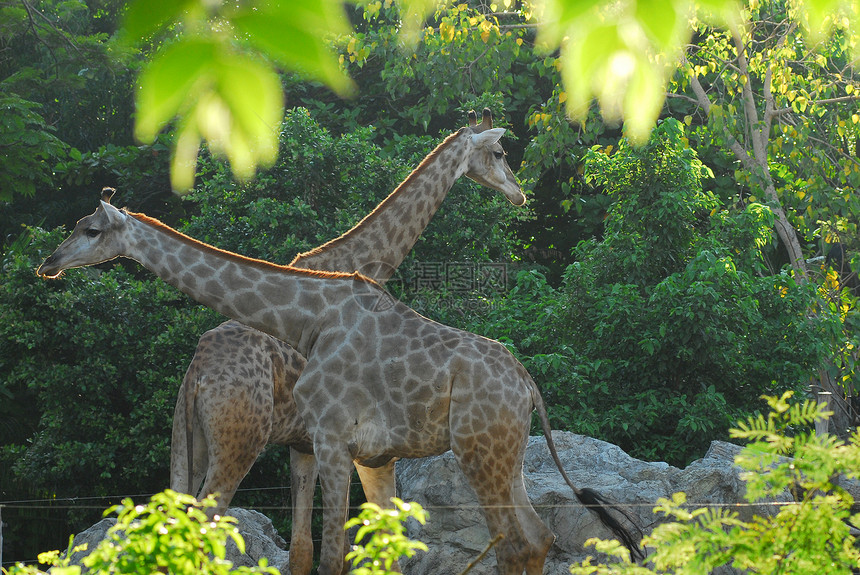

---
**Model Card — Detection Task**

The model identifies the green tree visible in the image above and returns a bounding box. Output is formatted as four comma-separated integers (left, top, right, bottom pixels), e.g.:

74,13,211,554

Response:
555,119,831,462
0,94,67,201
425,120,837,465
674,0,860,432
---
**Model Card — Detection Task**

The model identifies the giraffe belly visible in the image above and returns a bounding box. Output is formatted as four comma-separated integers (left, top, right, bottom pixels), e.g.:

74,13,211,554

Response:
347,396,453,463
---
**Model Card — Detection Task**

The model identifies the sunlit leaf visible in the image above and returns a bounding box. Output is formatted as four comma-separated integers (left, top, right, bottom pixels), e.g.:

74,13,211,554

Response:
397,0,439,44
624,55,666,143
120,0,194,44
138,39,283,191
210,50,282,168
232,0,354,96
796,0,846,40
636,0,681,51
135,39,216,144
693,0,744,28
535,0,605,47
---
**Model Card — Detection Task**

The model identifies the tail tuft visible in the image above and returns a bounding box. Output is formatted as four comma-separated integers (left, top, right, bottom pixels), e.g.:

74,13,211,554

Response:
576,488,644,562
528,374,644,562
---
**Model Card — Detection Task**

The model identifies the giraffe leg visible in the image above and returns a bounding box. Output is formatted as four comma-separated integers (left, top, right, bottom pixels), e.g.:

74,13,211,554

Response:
354,460,401,572
315,448,354,575
452,442,532,574
289,448,318,575
169,379,208,498
197,432,264,518
512,473,554,575
195,379,272,517
449,388,545,575
169,381,192,494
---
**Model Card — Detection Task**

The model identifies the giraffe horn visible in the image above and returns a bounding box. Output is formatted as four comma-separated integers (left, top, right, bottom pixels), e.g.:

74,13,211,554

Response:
468,110,478,126
101,186,116,204
480,108,493,130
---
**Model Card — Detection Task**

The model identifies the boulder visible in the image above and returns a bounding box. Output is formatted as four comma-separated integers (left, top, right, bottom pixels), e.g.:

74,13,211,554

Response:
67,432,820,574
395,433,778,575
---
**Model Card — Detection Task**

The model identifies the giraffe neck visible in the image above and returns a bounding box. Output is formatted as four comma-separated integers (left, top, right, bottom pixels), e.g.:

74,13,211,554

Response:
290,129,471,283
121,211,357,355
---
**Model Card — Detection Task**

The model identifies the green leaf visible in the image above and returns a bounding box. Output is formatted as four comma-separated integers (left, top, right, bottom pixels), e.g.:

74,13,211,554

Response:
120,0,194,44
232,0,354,96
636,0,680,51
210,50,283,168
134,39,216,144
623,54,666,143
536,0,604,47
135,38,283,190
801,0,844,40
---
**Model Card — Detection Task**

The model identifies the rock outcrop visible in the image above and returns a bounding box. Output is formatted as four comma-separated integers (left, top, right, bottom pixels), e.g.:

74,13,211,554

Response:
67,432,801,574
396,433,770,574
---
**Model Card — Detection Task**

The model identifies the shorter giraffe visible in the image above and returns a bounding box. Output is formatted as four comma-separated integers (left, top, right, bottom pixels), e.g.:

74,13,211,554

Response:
38,190,642,575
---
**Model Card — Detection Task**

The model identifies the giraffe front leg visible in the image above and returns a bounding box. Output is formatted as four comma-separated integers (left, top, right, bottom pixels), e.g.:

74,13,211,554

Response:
316,447,353,575
354,459,401,572
289,448,318,575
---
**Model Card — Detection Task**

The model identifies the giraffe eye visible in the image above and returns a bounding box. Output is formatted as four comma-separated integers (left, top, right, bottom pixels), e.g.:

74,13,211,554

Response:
493,151,504,160
85,228,101,238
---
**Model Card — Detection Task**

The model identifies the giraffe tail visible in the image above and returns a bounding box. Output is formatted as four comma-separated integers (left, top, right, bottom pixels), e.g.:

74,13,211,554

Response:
528,377,644,562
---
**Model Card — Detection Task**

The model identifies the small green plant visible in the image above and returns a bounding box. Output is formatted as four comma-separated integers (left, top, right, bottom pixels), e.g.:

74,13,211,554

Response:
2,490,280,575
568,391,860,575
3,537,87,575
344,498,428,575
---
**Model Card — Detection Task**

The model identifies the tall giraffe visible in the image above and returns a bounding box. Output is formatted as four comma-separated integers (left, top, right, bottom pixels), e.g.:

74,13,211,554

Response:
38,191,641,575
172,110,523,575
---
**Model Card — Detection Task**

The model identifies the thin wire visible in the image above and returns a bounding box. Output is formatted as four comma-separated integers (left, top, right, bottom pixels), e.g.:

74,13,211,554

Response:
0,500,809,511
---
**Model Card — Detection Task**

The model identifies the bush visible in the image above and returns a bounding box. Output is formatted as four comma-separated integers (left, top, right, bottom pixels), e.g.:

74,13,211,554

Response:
3,490,279,575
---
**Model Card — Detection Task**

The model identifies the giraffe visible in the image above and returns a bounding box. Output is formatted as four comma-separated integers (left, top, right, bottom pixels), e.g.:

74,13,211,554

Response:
38,190,642,575
171,109,524,575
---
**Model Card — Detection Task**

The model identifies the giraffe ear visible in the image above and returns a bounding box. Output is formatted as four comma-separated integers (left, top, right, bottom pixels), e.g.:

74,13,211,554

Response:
470,127,506,147
100,198,127,225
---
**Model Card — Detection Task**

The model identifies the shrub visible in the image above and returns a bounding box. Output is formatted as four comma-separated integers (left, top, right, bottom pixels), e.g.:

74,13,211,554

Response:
569,392,860,575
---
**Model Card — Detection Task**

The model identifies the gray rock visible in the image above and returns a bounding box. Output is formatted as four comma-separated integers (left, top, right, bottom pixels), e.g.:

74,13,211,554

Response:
67,432,822,574
395,433,771,575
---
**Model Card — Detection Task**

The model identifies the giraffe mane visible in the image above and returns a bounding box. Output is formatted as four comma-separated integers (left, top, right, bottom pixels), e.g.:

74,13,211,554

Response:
126,210,379,285
290,126,470,264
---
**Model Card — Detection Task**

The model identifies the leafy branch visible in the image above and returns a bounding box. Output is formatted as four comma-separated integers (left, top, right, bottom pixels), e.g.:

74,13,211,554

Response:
569,392,860,575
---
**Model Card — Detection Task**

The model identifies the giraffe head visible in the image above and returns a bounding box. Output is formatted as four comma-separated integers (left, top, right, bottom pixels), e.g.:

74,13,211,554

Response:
463,108,524,206
37,187,129,278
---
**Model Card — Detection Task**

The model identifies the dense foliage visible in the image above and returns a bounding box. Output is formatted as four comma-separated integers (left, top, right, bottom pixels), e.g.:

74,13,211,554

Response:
1,0,859,567
424,120,835,464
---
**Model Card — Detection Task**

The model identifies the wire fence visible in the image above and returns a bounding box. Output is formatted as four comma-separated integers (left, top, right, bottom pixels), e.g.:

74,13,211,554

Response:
0,481,815,568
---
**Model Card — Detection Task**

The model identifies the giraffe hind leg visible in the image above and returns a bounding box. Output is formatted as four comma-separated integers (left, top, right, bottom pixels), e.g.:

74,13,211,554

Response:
289,448,318,575
452,437,543,574
513,473,554,575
